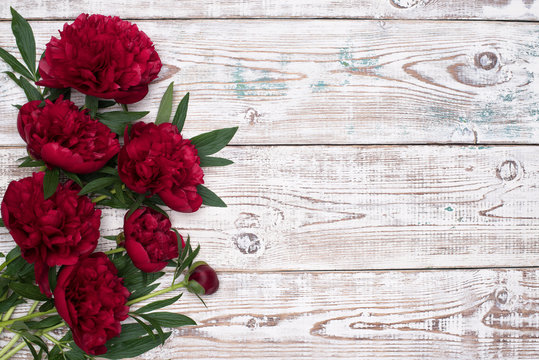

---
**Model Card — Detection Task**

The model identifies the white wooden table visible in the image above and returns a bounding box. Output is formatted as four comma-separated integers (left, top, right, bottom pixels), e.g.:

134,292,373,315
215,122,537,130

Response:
1,1,538,359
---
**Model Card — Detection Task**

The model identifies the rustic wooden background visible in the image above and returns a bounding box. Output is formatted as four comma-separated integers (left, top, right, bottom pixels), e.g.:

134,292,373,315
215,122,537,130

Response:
1,1,539,359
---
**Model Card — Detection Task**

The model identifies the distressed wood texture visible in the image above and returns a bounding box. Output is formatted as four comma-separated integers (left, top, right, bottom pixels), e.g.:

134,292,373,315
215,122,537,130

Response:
0,0,539,20
0,145,537,270
4,269,539,359
2,20,539,145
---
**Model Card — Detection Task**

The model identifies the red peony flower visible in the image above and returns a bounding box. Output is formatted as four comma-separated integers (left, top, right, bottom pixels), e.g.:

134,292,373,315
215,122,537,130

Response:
17,97,120,174
118,122,204,212
188,262,219,295
1,172,101,296
54,252,130,355
36,14,162,104
124,207,183,272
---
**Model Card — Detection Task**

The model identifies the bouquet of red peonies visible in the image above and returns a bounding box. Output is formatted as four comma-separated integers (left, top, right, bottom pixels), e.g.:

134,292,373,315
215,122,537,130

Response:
0,8,235,359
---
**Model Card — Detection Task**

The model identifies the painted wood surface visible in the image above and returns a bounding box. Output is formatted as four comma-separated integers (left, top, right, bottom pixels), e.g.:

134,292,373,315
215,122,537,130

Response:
0,0,538,20
2,20,539,145
0,145,537,271
3,269,539,359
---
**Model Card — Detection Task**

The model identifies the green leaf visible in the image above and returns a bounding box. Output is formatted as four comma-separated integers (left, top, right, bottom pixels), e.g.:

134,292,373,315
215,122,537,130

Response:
62,171,83,187
0,47,35,80
9,282,48,301
172,92,189,132
130,316,155,340
98,100,116,108
107,323,149,344
101,333,171,359
134,293,182,314
85,95,98,118
189,127,238,156
98,166,119,176
199,156,233,167
137,313,166,344
19,76,43,101
21,331,49,355
43,167,59,200
0,292,25,312
139,312,196,328
155,82,174,125
96,111,149,135
18,156,45,168
0,218,4,227
22,337,40,360
126,193,146,217
174,244,200,281
48,265,57,292
46,87,70,101
5,71,21,86
26,315,62,329
128,283,160,301
39,299,54,312
197,184,226,207
10,7,36,76
78,176,118,196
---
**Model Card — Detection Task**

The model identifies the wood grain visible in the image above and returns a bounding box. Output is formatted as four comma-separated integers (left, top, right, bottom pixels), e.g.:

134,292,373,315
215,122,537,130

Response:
0,0,538,20
0,145,537,270
4,269,538,359
1,20,539,145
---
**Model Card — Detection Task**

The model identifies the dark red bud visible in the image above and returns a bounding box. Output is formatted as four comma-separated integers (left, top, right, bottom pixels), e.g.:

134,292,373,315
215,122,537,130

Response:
188,264,219,295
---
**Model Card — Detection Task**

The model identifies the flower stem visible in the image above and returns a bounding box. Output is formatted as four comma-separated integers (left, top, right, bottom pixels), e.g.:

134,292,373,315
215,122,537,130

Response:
0,301,40,358
0,341,25,360
0,255,20,272
127,280,187,306
92,195,109,203
104,247,126,255
0,308,56,328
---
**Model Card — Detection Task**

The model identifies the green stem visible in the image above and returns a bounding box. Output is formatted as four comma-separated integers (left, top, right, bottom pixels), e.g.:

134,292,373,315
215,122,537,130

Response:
104,247,125,255
0,308,56,328
92,195,109,203
0,255,20,272
0,301,40,358
0,341,25,360
43,333,65,348
127,280,187,306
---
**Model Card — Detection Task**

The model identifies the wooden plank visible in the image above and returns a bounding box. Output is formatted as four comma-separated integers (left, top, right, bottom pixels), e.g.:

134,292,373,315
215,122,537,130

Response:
1,1,538,20
0,145,537,270
3,269,538,359
1,20,539,145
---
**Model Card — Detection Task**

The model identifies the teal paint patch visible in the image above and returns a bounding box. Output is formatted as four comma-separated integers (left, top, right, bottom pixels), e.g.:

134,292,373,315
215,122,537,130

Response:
338,47,380,72
444,206,454,212
232,64,287,99
310,81,328,93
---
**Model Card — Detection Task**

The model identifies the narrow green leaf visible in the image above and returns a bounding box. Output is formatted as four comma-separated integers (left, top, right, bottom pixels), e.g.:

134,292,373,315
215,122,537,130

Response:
21,332,49,355
98,100,116,108
85,95,98,118
0,292,24,312
0,218,4,227
0,47,34,80
9,282,48,301
155,82,174,125
26,315,62,329
137,314,166,344
19,157,45,168
139,312,196,327
46,87,70,102
5,71,21,86
128,283,160,301
130,316,155,340
197,184,226,207
98,166,118,176
62,171,83,187
107,323,149,344
38,299,54,312
172,92,189,132
199,156,234,167
189,127,238,156
96,111,149,135
10,7,36,76
127,193,146,217
43,167,59,200
134,293,182,314
78,176,118,196
48,265,57,292
19,76,43,101
22,338,40,360
101,333,171,359
175,245,200,280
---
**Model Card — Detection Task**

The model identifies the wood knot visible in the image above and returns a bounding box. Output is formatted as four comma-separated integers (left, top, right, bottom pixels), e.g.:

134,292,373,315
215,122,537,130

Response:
233,233,261,254
244,107,262,125
475,52,498,71
390,0,422,8
495,289,508,305
496,160,520,181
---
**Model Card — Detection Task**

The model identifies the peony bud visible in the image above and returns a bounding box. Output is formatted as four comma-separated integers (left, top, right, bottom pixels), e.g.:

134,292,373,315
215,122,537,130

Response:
187,262,219,295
